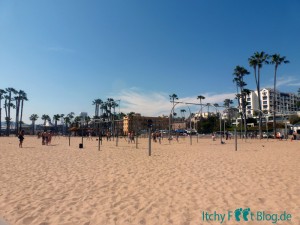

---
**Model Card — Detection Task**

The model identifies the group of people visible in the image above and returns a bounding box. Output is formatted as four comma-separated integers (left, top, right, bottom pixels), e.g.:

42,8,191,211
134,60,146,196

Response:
38,131,53,145
127,131,135,143
152,131,162,143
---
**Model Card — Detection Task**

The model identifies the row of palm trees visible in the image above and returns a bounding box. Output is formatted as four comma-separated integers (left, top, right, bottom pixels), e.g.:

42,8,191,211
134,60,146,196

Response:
28,112,92,134
233,51,289,138
0,88,28,136
92,98,123,121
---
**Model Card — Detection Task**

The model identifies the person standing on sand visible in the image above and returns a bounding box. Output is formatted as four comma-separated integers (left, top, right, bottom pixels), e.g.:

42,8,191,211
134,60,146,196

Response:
42,130,47,145
292,130,297,141
212,132,216,141
18,130,25,148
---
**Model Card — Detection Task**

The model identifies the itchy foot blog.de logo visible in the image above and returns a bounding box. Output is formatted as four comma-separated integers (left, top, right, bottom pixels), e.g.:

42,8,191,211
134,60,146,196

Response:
201,208,292,224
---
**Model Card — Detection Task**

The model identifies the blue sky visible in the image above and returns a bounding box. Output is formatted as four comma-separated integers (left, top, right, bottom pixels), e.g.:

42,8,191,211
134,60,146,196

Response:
1,0,300,124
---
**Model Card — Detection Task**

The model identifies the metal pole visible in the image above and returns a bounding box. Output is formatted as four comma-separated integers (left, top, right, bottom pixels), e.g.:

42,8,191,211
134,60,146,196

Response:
168,114,171,144
220,113,223,144
98,132,101,151
116,132,118,147
136,132,138,149
197,133,199,143
81,122,83,146
69,133,71,146
148,128,151,156
235,128,237,151
190,133,192,145
266,115,268,141
285,114,287,140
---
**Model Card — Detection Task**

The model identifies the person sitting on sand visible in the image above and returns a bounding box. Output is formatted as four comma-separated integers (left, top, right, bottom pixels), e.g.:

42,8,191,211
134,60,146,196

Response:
18,130,25,148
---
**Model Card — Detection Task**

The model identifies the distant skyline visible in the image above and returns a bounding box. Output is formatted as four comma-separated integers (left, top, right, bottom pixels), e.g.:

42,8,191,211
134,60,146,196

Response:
1,0,300,124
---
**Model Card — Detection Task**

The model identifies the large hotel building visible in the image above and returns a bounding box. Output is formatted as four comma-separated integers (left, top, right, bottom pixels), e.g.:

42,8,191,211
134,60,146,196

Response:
242,88,300,118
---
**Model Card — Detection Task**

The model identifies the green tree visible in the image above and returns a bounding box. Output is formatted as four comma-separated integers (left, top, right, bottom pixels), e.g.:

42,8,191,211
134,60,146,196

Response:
270,54,289,138
29,114,39,135
248,51,269,138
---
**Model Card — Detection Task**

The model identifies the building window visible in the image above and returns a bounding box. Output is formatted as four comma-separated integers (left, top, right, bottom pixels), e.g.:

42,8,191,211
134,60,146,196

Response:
263,101,267,105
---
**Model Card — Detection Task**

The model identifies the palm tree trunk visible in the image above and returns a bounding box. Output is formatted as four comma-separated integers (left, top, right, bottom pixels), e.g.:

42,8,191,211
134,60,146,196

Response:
19,99,24,131
273,65,278,138
7,92,12,136
15,98,20,135
257,68,262,138
0,98,2,136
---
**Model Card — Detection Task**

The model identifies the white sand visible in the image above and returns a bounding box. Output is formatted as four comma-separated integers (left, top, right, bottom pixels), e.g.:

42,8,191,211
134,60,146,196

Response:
0,135,299,225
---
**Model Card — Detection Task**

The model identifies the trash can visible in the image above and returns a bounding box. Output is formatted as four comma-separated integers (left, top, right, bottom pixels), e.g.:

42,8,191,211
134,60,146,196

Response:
79,143,83,148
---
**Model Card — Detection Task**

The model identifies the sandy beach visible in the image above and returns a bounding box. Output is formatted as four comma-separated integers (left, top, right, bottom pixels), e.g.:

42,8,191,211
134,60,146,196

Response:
0,135,299,225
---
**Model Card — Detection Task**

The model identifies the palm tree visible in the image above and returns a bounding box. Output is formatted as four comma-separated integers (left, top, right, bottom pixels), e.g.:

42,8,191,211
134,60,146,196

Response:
19,90,28,132
53,114,61,132
223,99,234,126
92,99,103,118
169,94,178,117
180,109,186,119
14,92,21,135
248,51,269,138
100,102,108,119
233,66,250,136
197,95,205,116
169,94,178,107
41,114,50,129
270,54,289,138
29,114,39,135
223,99,233,108
5,88,17,136
64,116,71,133
64,112,74,133
0,89,7,136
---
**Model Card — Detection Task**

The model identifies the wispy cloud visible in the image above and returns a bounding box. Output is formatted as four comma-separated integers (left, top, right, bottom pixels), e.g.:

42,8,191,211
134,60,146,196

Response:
113,88,236,116
46,47,75,53
265,75,300,88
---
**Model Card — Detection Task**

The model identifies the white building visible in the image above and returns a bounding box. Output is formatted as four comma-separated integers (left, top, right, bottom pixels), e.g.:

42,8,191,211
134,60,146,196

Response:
242,88,300,118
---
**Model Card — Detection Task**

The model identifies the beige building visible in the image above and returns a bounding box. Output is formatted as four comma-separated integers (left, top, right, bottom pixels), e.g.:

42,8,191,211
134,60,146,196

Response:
123,113,169,135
